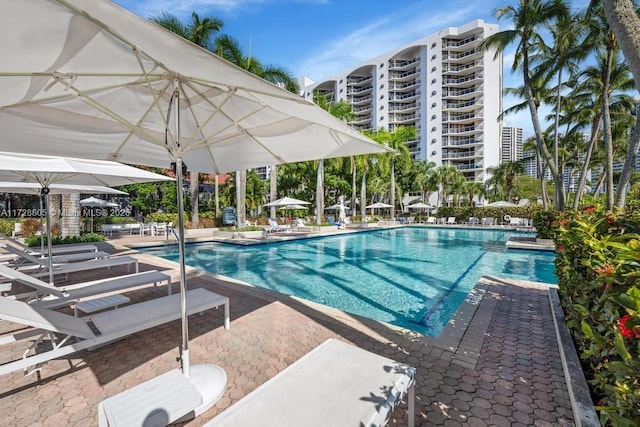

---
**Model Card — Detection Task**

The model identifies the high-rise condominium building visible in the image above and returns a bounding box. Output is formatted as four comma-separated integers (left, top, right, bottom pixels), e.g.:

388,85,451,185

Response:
301,20,503,183
501,126,523,163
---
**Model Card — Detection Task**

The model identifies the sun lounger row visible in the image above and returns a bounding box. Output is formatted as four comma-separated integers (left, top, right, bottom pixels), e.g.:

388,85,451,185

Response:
0,287,230,376
0,232,98,255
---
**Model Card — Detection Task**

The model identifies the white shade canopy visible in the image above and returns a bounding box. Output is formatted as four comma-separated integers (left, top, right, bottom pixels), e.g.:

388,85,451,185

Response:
0,0,392,173
485,201,518,208
0,182,127,196
407,202,433,209
280,204,308,210
79,196,119,208
365,202,394,209
264,197,311,207
0,152,172,188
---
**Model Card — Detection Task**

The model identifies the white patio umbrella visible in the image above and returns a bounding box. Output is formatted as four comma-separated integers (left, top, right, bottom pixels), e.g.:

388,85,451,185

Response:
264,197,311,207
79,196,120,233
0,152,172,285
365,202,394,216
485,201,519,207
0,182,127,253
0,0,392,411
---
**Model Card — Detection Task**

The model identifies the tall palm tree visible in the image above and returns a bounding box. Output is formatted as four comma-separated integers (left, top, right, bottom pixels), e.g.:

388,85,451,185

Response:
435,165,465,207
150,12,224,228
214,34,300,226
363,126,415,218
412,160,438,205
602,0,640,208
482,0,569,210
488,161,526,202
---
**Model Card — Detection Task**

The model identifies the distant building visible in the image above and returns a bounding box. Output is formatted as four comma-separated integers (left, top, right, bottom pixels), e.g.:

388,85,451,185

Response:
301,20,503,184
501,126,523,163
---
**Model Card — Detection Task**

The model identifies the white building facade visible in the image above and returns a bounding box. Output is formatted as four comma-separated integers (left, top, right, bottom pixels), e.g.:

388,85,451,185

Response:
501,126,523,163
302,20,503,184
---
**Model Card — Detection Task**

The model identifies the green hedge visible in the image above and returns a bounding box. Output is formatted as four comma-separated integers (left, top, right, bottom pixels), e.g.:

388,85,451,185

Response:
434,205,543,224
552,206,640,425
25,233,106,247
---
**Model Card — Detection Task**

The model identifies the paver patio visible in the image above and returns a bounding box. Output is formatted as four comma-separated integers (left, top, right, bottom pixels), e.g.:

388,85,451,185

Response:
0,231,576,426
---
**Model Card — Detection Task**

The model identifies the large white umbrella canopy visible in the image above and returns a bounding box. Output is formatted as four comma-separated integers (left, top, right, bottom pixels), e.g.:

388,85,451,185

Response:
0,152,171,284
365,202,394,209
0,0,392,405
407,202,433,209
264,197,311,207
485,201,519,207
79,196,120,208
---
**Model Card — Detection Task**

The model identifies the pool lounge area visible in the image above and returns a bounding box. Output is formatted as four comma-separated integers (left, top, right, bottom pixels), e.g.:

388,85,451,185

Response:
0,226,584,426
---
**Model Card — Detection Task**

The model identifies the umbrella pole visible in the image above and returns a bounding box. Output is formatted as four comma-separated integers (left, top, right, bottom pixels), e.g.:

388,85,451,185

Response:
175,167,190,376
39,195,45,255
41,188,54,285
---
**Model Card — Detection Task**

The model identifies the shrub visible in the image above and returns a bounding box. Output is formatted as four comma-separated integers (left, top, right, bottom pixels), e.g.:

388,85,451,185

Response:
21,218,43,237
553,206,640,425
25,233,106,247
0,218,15,236
532,210,556,239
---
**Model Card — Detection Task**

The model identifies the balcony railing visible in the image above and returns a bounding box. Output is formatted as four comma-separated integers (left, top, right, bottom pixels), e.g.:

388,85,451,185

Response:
346,85,373,94
347,75,373,86
388,57,421,69
443,35,478,48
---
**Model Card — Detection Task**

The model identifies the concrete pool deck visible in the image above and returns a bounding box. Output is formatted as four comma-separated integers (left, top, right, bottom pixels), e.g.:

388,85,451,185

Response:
0,228,592,426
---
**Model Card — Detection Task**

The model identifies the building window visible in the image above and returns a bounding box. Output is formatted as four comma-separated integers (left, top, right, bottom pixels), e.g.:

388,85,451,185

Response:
380,74,384,79
380,63,384,68
431,79,437,84
380,116,384,121
431,139,437,144
380,105,385,110
431,127,437,132
339,79,343,83
431,91,437,96
339,89,343,93
380,84,384,89
431,66,437,72
431,55,437,60
431,42,437,48
431,151,437,156
431,115,437,120
431,103,437,108
380,94,385,99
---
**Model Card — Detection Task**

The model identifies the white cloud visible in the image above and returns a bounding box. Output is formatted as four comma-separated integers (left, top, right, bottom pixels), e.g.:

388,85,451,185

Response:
295,4,477,79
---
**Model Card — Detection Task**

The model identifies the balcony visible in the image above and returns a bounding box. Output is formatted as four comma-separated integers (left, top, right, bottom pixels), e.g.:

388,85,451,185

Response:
347,75,373,87
442,48,482,62
348,95,373,105
443,111,482,124
442,150,477,160
388,91,419,101
346,85,373,95
389,68,420,81
442,99,482,113
441,61,482,74
443,124,482,136
388,57,421,70
352,104,372,113
389,80,419,91
443,86,479,100
442,136,483,147
389,113,418,124
389,102,419,113
442,34,481,50
442,73,483,88
349,115,373,125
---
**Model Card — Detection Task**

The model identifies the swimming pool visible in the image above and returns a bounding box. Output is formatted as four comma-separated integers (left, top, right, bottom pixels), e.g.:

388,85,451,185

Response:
141,227,556,336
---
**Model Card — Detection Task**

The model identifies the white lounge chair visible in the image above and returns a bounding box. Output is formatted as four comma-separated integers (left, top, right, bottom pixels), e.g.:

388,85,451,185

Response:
1,242,110,266
205,338,416,427
0,244,138,279
446,217,456,225
0,287,230,376
0,232,98,255
467,217,479,226
426,216,437,224
0,263,171,308
267,218,288,233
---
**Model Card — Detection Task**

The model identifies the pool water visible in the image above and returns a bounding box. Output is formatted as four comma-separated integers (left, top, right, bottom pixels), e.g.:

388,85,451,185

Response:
141,227,556,336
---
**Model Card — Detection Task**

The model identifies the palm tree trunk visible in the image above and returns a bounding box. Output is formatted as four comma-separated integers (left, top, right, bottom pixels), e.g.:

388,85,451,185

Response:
351,157,357,220
316,159,324,225
360,169,367,222
602,47,615,209
390,158,396,219
235,170,246,227
553,69,566,210
214,175,219,217
615,105,640,207
538,152,549,210
573,122,601,209
190,170,199,228
270,164,277,219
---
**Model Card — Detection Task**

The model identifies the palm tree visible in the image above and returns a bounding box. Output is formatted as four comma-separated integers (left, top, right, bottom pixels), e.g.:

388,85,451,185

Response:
412,160,438,205
435,165,465,207
150,11,224,228
488,161,525,202
482,0,569,210
602,0,640,208
213,34,300,226
312,92,354,224
363,126,415,218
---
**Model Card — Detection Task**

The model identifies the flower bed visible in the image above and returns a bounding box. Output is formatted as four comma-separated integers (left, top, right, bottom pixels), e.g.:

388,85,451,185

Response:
552,206,640,425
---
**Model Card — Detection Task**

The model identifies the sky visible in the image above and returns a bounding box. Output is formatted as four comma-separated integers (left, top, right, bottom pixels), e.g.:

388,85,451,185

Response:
113,0,590,139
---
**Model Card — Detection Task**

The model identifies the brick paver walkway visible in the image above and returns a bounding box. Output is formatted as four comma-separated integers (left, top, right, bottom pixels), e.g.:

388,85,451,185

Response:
0,233,575,426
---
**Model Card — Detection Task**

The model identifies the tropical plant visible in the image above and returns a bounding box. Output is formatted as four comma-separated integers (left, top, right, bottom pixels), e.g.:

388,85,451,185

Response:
482,0,570,210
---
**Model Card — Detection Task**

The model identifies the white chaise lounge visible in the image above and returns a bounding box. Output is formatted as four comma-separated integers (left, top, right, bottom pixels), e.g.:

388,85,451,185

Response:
1,241,110,266
0,287,230,376
0,263,171,308
0,244,139,279
205,338,416,427
0,232,98,255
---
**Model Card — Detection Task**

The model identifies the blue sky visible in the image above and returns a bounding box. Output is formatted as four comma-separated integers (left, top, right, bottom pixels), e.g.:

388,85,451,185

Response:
113,0,590,138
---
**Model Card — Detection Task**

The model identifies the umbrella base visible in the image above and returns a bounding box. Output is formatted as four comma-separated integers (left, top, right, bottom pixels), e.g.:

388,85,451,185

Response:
190,364,228,416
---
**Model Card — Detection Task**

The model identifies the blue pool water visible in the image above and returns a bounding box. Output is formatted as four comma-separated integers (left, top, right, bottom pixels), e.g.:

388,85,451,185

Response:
141,227,556,336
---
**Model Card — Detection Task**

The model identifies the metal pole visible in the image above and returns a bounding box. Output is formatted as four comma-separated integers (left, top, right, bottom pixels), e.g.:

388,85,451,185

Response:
41,187,54,285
